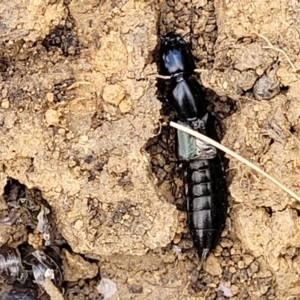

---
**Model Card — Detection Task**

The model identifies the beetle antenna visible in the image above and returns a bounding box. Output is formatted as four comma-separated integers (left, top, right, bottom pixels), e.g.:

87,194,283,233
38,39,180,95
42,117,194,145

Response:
182,32,191,40
190,7,194,33
157,11,162,37
189,6,195,44
157,8,168,38
181,7,194,44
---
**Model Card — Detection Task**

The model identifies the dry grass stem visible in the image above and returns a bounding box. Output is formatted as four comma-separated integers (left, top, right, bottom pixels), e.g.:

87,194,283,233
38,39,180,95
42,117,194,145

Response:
156,74,172,79
170,121,300,202
153,121,162,136
254,32,297,72
194,68,208,73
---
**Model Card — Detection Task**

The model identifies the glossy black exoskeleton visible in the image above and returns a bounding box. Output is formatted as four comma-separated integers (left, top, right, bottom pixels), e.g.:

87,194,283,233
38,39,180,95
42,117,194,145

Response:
167,76,206,124
172,79,228,261
158,30,228,261
183,154,227,261
159,32,195,76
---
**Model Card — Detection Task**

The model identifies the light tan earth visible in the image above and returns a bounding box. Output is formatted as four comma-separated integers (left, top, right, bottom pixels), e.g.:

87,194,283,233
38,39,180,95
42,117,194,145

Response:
0,0,300,299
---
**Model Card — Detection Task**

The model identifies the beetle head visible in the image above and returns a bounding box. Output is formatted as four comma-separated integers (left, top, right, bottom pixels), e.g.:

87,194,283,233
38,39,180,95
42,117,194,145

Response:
160,32,190,47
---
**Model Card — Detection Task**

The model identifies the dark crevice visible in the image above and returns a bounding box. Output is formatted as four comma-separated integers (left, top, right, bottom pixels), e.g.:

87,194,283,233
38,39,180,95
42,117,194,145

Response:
264,206,273,216
0,55,9,73
290,126,296,134
42,25,81,56
53,78,76,102
295,208,300,217
41,3,81,57
280,85,289,93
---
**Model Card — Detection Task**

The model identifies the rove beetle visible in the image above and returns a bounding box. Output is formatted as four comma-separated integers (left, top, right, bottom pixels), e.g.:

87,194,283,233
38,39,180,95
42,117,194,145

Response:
157,21,228,261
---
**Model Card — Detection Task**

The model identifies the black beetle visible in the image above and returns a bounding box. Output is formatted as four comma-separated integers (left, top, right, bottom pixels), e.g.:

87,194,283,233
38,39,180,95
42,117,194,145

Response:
157,29,228,261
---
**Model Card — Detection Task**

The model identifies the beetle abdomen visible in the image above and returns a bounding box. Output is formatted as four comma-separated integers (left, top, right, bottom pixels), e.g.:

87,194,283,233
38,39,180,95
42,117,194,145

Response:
184,157,227,261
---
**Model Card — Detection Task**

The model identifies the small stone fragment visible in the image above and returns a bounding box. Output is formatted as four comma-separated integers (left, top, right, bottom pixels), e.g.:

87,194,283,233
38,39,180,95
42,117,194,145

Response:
239,269,248,283
128,284,143,294
44,109,60,126
243,254,255,267
79,135,88,143
62,249,98,281
247,260,259,277
204,255,222,276
230,284,239,296
237,260,245,269
1,99,9,108
119,99,132,113
97,278,117,299
218,282,232,297
214,245,223,256
103,84,125,106
58,128,65,135
53,150,60,160
155,153,166,167
74,219,83,230
253,74,280,100
106,156,128,175
46,92,54,102
220,238,233,248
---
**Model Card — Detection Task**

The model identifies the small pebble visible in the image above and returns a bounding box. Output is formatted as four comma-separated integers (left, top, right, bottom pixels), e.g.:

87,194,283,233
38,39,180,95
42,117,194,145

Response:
230,285,239,296
237,260,245,269
247,261,259,277
190,268,199,283
239,269,248,283
1,99,9,108
220,238,233,248
128,284,143,294
243,254,254,267
222,249,230,257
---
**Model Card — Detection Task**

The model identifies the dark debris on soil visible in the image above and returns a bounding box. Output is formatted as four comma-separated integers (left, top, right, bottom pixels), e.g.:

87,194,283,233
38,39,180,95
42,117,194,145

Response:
0,179,102,300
